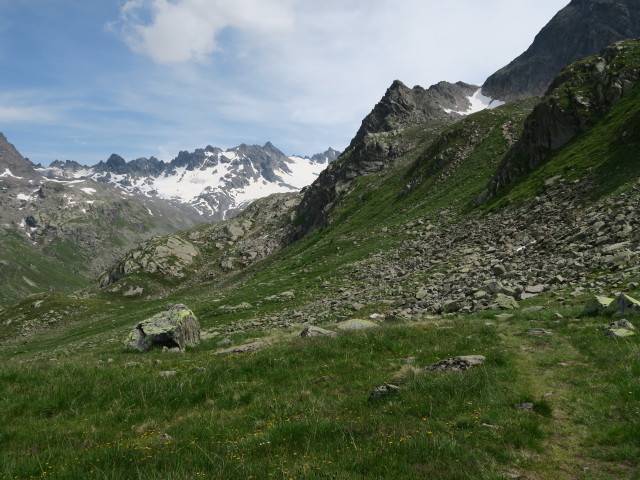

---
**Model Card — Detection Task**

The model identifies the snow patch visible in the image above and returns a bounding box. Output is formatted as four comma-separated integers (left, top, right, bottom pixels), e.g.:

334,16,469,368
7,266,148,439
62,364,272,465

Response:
16,193,32,201
442,88,505,116
0,168,23,179
80,187,96,195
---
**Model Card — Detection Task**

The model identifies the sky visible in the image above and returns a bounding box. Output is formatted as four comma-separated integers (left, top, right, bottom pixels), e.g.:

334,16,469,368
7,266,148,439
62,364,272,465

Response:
0,0,569,166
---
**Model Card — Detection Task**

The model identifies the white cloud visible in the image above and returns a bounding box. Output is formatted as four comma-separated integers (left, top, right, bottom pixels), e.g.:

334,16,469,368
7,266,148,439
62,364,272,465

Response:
116,0,295,64
101,0,571,159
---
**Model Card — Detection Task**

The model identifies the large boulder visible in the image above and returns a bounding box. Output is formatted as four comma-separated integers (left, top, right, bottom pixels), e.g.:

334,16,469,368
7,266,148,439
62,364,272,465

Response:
605,294,640,316
582,295,615,316
124,304,201,352
583,293,640,316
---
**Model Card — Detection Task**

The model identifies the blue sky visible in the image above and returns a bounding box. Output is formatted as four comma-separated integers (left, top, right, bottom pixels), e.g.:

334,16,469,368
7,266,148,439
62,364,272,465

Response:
0,0,568,166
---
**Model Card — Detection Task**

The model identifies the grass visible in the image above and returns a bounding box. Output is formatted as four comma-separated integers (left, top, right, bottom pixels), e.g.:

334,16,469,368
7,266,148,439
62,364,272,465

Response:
0,307,638,479
0,229,91,307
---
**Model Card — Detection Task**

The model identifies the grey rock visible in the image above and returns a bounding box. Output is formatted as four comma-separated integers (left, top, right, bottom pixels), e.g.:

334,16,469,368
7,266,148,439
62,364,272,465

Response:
604,328,636,338
300,325,337,338
598,319,635,331
215,341,271,355
490,293,520,310
424,355,486,372
526,328,555,336
525,285,545,294
336,319,379,330
492,264,507,276
369,383,401,400
124,304,201,352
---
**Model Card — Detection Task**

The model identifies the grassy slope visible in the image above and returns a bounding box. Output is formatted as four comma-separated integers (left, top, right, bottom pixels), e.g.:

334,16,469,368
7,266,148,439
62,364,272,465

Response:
0,229,91,308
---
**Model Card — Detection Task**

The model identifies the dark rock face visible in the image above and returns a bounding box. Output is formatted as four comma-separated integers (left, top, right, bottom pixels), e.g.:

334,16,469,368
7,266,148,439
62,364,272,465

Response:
347,80,477,149
310,147,341,164
482,0,640,102
478,39,640,203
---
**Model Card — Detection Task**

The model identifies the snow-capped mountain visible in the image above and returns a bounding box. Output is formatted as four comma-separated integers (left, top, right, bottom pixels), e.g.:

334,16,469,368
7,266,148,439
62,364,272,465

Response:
41,142,340,221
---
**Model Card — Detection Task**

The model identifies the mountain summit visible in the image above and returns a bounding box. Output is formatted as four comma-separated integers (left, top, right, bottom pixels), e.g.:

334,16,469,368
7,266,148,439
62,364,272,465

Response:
482,0,640,101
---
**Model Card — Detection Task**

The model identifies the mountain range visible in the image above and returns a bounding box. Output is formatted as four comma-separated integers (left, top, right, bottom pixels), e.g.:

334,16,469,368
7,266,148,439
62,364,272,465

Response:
0,137,338,305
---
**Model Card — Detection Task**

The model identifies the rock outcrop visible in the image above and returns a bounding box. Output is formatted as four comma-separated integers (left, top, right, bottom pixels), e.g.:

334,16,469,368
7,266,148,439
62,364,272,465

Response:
482,0,640,102
124,304,201,352
0,133,41,185
100,235,199,286
478,39,640,203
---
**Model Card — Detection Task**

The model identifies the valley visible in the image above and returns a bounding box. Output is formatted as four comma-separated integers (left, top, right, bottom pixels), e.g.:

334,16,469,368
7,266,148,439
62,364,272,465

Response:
1,1,640,478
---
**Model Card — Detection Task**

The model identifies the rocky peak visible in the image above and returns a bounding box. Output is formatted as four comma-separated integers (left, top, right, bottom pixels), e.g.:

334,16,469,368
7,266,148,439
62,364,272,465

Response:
482,0,640,102
346,80,472,151
94,154,129,175
287,79,482,242
0,133,40,185
310,147,340,164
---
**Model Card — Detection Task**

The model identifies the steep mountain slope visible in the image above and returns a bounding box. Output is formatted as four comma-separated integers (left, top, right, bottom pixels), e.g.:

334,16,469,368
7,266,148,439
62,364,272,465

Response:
0,133,41,185
288,80,503,240
44,143,339,221
482,0,640,101
60,39,640,327
479,38,640,203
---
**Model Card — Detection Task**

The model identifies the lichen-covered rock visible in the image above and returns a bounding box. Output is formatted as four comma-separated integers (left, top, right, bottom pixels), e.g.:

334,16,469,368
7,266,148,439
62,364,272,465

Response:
605,293,640,316
490,293,520,310
604,328,636,338
336,319,379,330
124,304,200,352
300,325,337,338
369,383,400,400
582,295,615,316
424,355,486,372
598,319,635,331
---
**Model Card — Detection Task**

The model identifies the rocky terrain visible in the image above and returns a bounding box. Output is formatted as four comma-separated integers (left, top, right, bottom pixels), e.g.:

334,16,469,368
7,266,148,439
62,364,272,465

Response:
482,0,640,101
0,136,338,306
0,136,209,306
96,192,300,298
479,37,640,202
64,39,639,340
